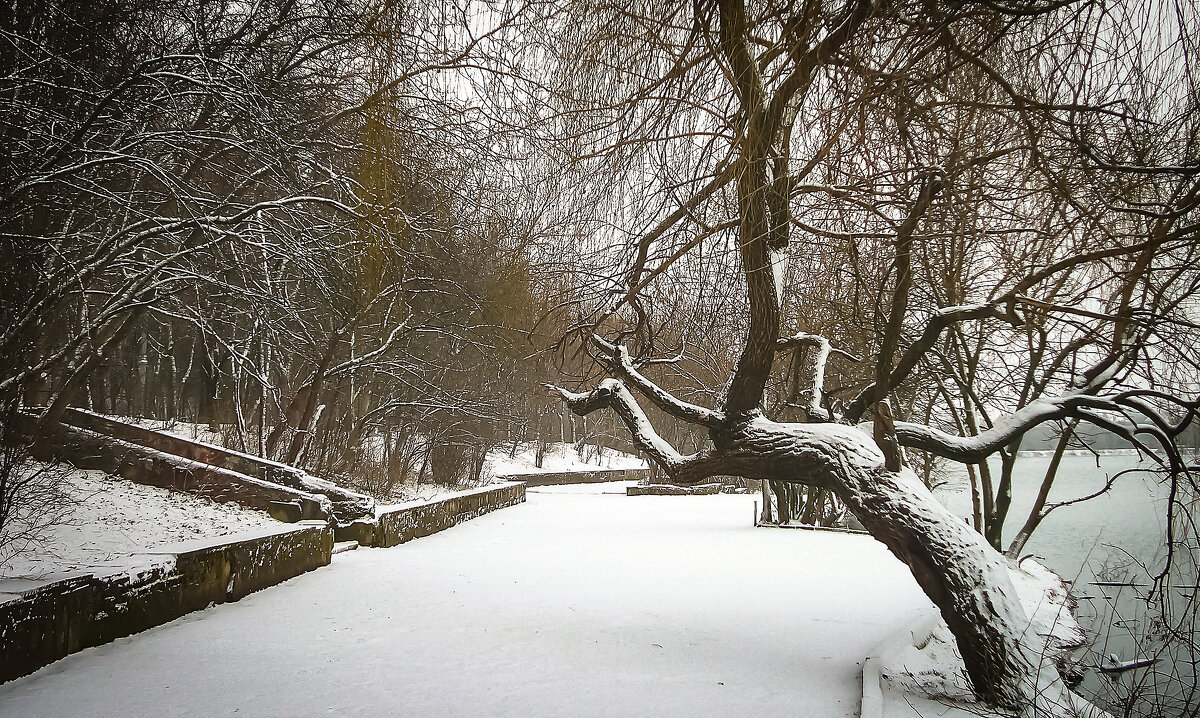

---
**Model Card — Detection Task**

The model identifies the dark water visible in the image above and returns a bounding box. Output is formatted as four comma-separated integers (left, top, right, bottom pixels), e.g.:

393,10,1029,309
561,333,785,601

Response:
935,454,1197,715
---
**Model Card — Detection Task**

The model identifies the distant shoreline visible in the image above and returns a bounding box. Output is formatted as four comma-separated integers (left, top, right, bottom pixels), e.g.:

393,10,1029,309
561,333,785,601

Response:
1017,448,1144,458
1015,448,1198,459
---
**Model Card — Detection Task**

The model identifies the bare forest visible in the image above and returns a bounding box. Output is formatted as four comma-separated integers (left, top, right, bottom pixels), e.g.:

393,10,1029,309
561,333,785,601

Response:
3,0,1199,715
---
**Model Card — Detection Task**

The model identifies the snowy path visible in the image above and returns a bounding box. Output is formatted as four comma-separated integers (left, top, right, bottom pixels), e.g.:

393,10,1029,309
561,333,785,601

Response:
0,484,933,717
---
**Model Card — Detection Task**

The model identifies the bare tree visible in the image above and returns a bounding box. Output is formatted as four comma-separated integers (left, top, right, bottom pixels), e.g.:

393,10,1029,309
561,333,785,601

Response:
534,0,1199,711
1,0,555,498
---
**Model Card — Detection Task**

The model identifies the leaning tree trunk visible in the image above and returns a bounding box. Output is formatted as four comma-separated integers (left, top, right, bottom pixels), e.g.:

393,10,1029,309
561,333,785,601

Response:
549,3,1081,711
714,415,1069,712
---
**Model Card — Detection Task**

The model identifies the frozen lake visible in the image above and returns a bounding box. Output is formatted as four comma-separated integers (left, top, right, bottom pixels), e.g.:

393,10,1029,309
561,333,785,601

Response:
935,453,1169,582
935,453,1192,711
0,484,932,717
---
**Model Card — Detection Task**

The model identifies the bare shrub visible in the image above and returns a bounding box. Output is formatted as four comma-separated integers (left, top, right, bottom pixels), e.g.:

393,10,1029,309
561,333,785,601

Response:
0,440,73,571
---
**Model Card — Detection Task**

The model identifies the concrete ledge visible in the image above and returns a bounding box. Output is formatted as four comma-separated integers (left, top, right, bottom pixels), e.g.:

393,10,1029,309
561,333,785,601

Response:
341,482,525,548
60,407,297,483
0,522,332,684
498,468,648,487
26,420,331,520
57,409,373,521
626,483,723,496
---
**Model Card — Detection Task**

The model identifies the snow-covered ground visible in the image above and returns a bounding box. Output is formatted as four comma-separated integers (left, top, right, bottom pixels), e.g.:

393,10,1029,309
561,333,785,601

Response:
485,441,647,476
0,483,931,717
0,462,277,581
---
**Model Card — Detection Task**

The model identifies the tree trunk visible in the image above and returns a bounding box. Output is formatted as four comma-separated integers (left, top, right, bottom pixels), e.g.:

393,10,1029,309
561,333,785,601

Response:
273,331,340,465
759,480,773,524
777,481,794,523
985,445,1019,549
712,416,1066,711
1006,422,1077,558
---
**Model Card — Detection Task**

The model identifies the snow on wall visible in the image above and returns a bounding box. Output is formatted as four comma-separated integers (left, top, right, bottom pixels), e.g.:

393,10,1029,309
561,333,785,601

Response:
0,522,332,684
367,481,526,548
1,464,279,581
502,468,650,487
66,409,373,520
25,419,333,519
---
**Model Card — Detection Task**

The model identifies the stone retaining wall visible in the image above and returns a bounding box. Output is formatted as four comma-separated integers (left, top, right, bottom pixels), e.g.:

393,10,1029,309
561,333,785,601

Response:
0,522,332,684
337,482,526,548
626,483,723,496
26,418,331,521
60,407,296,483
498,468,649,487
57,408,372,521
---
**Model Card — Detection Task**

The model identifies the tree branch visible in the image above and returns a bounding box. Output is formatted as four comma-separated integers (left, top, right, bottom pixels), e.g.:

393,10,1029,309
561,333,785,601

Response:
895,389,1197,465
847,303,1012,421
874,171,946,392
776,331,859,420
544,379,725,482
591,337,723,428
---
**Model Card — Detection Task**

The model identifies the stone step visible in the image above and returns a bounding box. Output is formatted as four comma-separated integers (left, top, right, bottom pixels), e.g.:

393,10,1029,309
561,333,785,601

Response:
51,408,374,522
332,541,359,555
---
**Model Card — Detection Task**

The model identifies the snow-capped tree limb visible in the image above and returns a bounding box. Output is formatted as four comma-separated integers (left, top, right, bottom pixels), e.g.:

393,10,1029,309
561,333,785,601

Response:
774,332,859,421
591,336,724,428
895,390,1198,465
545,370,1067,710
544,379,725,482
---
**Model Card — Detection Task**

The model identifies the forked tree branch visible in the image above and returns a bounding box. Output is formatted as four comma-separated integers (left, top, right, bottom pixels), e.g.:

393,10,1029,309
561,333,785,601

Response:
846,303,1014,422
591,336,724,428
874,170,945,393
544,379,726,483
775,331,860,421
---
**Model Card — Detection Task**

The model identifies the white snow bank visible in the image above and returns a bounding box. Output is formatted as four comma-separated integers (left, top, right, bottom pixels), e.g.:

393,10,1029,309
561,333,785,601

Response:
486,441,647,476
0,462,278,582
864,559,1098,718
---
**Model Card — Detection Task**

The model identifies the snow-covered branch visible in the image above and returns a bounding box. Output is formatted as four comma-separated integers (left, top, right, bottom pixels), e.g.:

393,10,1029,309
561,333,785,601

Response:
545,379,724,482
895,389,1198,465
591,337,724,428
846,303,1013,422
775,332,859,421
